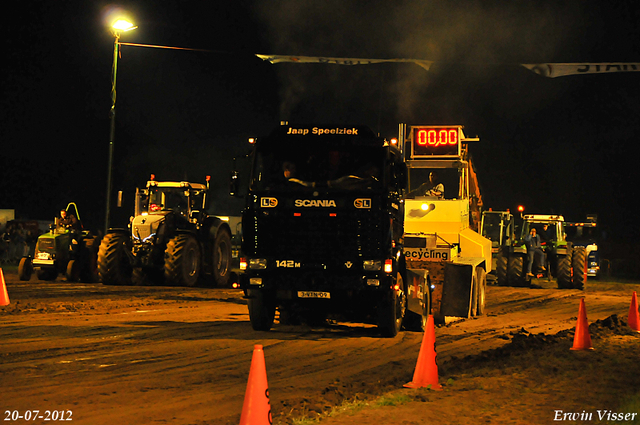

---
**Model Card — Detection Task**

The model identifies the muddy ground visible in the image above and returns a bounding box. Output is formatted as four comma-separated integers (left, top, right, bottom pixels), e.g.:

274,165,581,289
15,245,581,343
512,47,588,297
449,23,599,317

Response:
1,268,639,424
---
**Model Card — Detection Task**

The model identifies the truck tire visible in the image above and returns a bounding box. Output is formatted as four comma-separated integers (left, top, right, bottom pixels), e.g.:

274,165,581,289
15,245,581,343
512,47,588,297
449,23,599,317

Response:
496,254,508,286
507,255,526,287
475,267,487,316
571,247,587,290
247,289,276,331
212,228,232,287
98,233,132,286
165,234,201,287
18,257,33,281
557,253,573,289
377,273,407,337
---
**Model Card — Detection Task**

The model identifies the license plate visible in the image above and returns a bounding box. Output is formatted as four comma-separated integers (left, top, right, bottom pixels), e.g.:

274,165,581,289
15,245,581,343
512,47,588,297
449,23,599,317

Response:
297,291,331,299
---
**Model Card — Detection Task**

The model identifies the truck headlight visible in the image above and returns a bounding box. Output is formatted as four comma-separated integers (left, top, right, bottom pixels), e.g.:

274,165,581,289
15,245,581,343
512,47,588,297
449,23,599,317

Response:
248,258,268,269
363,260,382,271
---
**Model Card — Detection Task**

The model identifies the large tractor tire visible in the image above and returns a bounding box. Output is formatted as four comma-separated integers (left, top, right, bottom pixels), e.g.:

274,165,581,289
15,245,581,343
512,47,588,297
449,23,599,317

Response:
80,236,100,283
496,254,508,286
212,228,232,287
247,288,276,331
507,255,526,287
18,257,33,281
571,247,587,290
556,253,573,289
164,234,201,287
98,232,132,286
377,273,407,337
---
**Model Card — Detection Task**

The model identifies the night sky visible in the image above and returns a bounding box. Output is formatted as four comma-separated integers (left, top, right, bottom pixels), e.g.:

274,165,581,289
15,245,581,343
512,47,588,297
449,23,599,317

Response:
2,1,640,251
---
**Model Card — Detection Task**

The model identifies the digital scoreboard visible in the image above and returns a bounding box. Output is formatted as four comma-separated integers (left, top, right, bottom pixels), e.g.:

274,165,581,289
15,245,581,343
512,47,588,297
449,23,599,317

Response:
410,126,462,158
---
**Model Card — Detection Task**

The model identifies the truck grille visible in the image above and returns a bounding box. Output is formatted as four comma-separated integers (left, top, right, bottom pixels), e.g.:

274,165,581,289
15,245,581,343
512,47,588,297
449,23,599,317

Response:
247,210,384,261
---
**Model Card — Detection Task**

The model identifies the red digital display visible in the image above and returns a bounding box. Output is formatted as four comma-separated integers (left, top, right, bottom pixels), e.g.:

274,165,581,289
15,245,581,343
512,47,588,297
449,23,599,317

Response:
411,126,460,157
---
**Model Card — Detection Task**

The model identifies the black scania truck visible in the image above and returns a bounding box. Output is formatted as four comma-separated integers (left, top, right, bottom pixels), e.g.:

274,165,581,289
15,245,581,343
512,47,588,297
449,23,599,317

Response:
233,123,408,336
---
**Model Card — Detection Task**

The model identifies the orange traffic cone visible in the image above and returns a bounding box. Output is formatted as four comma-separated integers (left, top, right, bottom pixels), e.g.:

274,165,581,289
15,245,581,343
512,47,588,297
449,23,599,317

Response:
239,345,272,425
570,298,594,351
404,315,442,390
628,292,640,333
0,268,9,306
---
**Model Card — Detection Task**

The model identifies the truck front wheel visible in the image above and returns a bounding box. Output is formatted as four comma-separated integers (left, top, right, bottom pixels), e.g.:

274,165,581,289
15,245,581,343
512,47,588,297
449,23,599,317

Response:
377,273,407,337
247,289,276,331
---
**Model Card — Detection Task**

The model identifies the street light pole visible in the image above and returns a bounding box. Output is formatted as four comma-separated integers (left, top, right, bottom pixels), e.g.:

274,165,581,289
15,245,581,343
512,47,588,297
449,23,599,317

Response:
105,20,136,234
105,33,120,234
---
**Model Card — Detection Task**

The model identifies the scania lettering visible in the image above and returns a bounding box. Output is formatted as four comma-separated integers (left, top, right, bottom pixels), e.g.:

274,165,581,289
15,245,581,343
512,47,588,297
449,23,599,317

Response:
232,123,408,336
294,199,337,207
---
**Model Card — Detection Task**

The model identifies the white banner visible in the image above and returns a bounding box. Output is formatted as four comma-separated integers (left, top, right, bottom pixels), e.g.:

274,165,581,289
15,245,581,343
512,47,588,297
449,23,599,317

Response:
255,54,434,71
257,54,640,78
521,63,640,78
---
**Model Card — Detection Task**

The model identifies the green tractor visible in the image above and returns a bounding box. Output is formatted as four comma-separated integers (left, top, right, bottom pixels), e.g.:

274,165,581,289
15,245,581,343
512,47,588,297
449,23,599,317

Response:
503,214,587,289
97,176,235,287
18,203,101,282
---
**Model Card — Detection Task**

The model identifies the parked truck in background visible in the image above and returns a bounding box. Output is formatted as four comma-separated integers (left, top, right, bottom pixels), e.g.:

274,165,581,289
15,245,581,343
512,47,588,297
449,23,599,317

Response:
232,123,409,336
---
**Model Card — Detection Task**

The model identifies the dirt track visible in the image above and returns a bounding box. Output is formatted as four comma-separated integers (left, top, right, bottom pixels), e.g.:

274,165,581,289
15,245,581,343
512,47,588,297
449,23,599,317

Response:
1,268,639,424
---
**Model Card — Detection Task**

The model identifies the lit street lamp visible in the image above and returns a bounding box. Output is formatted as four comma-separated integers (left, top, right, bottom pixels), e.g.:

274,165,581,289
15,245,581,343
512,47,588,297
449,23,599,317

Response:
105,19,137,234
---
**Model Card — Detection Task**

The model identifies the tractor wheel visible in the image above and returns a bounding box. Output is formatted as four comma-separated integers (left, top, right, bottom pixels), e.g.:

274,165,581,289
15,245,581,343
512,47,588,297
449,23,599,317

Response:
165,234,201,287
98,233,132,286
496,254,508,286
377,273,407,337
247,289,276,331
80,236,100,283
18,257,33,281
507,255,526,287
66,259,80,282
212,228,232,287
571,247,587,290
475,267,487,316
557,253,573,289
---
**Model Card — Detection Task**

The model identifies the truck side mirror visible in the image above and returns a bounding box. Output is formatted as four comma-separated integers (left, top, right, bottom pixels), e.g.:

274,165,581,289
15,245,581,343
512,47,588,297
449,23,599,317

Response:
229,170,240,197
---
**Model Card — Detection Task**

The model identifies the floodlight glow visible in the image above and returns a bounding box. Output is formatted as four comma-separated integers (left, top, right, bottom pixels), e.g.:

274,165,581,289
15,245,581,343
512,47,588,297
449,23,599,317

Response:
112,19,137,31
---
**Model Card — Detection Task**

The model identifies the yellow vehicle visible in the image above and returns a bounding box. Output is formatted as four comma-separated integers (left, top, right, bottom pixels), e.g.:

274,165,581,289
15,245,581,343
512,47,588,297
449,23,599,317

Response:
399,125,492,325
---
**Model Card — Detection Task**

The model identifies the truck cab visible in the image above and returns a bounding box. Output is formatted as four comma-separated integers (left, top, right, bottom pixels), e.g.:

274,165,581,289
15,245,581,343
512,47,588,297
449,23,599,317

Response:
237,124,408,336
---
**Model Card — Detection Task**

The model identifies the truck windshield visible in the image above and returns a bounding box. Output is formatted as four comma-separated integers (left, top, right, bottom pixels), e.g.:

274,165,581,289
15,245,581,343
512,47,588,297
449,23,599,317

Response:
251,141,385,192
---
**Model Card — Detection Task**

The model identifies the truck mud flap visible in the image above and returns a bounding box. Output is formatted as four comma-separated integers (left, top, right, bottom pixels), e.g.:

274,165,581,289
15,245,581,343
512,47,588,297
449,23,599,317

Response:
441,262,473,318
